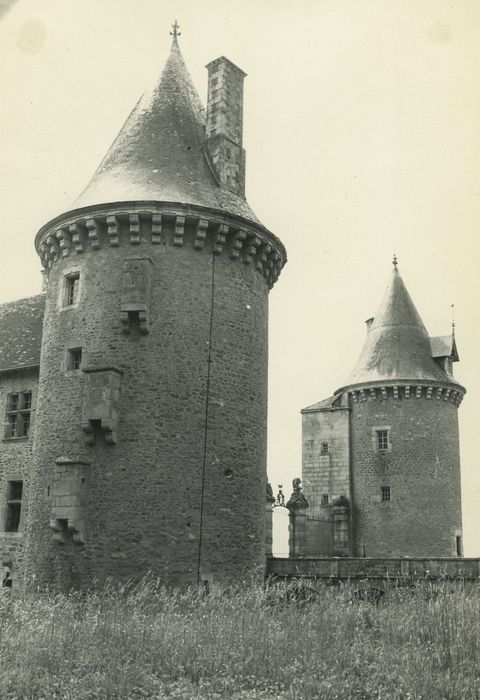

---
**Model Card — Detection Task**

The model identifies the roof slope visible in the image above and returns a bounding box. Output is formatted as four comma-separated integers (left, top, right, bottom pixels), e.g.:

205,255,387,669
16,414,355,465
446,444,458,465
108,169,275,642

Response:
340,267,459,389
74,38,260,225
430,335,458,361
0,294,45,372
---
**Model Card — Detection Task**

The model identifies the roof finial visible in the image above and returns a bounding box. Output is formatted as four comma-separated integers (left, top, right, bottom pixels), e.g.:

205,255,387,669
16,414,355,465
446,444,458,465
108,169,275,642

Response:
392,253,398,269
451,303,455,336
170,20,181,40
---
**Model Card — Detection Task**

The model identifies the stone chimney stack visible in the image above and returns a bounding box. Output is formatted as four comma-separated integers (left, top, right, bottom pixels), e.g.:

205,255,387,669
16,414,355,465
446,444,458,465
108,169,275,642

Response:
205,57,246,197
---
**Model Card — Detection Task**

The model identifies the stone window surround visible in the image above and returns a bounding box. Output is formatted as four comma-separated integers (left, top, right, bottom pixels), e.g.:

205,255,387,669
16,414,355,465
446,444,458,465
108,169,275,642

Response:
4,391,32,440
1,477,24,534
66,347,82,372
372,425,392,452
63,340,87,375
58,265,82,311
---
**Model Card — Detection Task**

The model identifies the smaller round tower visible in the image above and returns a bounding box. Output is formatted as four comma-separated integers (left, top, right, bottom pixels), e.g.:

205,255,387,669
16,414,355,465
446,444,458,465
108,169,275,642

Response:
336,260,465,558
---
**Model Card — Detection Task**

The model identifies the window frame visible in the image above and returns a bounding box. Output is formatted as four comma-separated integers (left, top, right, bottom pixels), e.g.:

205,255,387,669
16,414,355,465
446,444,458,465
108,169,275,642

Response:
4,391,32,440
60,269,82,310
67,347,83,371
381,486,391,502
372,426,391,452
65,273,80,306
5,480,23,532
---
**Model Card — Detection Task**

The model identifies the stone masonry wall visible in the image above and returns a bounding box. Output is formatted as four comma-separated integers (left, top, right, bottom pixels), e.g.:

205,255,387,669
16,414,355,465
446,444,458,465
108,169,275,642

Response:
23,211,270,590
302,407,350,517
0,368,38,588
349,387,462,557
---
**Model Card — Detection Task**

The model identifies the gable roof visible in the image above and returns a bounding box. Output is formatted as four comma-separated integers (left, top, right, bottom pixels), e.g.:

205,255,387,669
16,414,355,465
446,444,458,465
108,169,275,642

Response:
430,335,459,361
0,294,45,372
74,37,261,225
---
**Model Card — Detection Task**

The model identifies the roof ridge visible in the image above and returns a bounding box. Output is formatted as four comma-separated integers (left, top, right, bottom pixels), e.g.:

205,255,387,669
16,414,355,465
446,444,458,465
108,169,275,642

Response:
0,292,45,309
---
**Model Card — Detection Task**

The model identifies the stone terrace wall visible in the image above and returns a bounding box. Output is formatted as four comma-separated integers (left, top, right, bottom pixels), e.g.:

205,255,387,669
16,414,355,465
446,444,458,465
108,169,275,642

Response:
268,557,480,581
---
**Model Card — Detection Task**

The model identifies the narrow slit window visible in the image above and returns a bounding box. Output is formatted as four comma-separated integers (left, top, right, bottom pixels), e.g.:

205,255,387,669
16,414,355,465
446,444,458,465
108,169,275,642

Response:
65,273,80,306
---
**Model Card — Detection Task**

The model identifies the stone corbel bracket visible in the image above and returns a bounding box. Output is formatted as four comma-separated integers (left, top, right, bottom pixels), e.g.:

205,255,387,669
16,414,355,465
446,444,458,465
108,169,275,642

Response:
35,203,287,290
81,366,123,445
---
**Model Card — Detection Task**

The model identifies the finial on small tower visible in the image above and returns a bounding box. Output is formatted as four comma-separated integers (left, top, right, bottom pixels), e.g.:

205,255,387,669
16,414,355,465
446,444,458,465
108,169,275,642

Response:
451,303,455,336
170,20,181,40
393,253,398,269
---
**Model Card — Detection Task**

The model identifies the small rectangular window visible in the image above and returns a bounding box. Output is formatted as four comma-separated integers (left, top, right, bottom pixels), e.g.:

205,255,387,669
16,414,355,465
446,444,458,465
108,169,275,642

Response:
67,348,82,371
381,486,391,502
5,480,23,532
321,442,329,455
65,273,80,306
321,494,329,506
456,535,462,557
376,430,389,451
5,392,32,439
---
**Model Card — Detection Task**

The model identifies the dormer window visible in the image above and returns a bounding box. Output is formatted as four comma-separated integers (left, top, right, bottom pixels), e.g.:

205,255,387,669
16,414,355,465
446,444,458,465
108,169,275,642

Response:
430,335,459,377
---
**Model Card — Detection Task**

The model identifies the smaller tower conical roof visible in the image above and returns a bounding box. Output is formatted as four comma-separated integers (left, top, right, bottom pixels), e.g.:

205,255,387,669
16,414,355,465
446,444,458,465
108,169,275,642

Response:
74,34,260,224
340,263,461,390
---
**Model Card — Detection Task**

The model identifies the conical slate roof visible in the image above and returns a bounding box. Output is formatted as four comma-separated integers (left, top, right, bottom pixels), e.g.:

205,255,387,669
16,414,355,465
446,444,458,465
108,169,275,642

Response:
340,266,459,390
74,37,260,224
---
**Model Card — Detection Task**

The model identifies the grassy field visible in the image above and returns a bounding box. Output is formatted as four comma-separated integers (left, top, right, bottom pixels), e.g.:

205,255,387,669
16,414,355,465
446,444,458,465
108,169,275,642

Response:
0,577,479,699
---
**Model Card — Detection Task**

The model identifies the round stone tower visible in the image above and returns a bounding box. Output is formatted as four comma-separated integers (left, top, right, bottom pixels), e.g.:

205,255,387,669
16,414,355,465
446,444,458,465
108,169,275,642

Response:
336,261,465,558
23,32,286,590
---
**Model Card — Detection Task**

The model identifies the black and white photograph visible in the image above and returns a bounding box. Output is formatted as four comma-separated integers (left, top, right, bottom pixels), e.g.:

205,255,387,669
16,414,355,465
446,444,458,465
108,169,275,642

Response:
1,1,479,697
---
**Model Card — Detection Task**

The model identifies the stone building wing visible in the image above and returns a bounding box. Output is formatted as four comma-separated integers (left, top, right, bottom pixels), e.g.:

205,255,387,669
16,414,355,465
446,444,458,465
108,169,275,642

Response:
74,37,261,225
339,266,463,391
0,294,45,372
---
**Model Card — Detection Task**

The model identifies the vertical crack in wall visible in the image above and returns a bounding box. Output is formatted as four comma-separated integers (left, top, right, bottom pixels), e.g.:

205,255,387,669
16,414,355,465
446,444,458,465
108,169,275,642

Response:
196,253,216,586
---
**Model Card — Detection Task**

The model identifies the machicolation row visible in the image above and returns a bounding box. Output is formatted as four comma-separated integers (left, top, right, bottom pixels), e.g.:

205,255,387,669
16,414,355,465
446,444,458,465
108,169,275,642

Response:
348,384,464,406
36,204,286,288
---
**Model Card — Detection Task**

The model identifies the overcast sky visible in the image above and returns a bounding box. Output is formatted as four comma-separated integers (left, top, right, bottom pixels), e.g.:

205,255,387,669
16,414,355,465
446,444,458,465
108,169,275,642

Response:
1,0,479,555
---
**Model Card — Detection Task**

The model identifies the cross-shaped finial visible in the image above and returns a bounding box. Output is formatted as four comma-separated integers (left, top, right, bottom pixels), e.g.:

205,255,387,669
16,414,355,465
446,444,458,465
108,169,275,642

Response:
170,20,181,39
393,253,398,268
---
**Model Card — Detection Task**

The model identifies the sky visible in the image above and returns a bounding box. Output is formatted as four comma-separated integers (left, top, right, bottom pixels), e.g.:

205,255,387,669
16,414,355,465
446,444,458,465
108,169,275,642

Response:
1,0,479,555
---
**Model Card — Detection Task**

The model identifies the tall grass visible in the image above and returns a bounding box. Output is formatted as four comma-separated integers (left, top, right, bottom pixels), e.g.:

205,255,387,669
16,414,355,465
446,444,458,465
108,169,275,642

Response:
1,578,479,699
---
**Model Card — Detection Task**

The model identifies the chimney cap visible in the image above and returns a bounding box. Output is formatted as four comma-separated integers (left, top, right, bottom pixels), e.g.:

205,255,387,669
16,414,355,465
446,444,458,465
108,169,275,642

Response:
205,56,247,78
